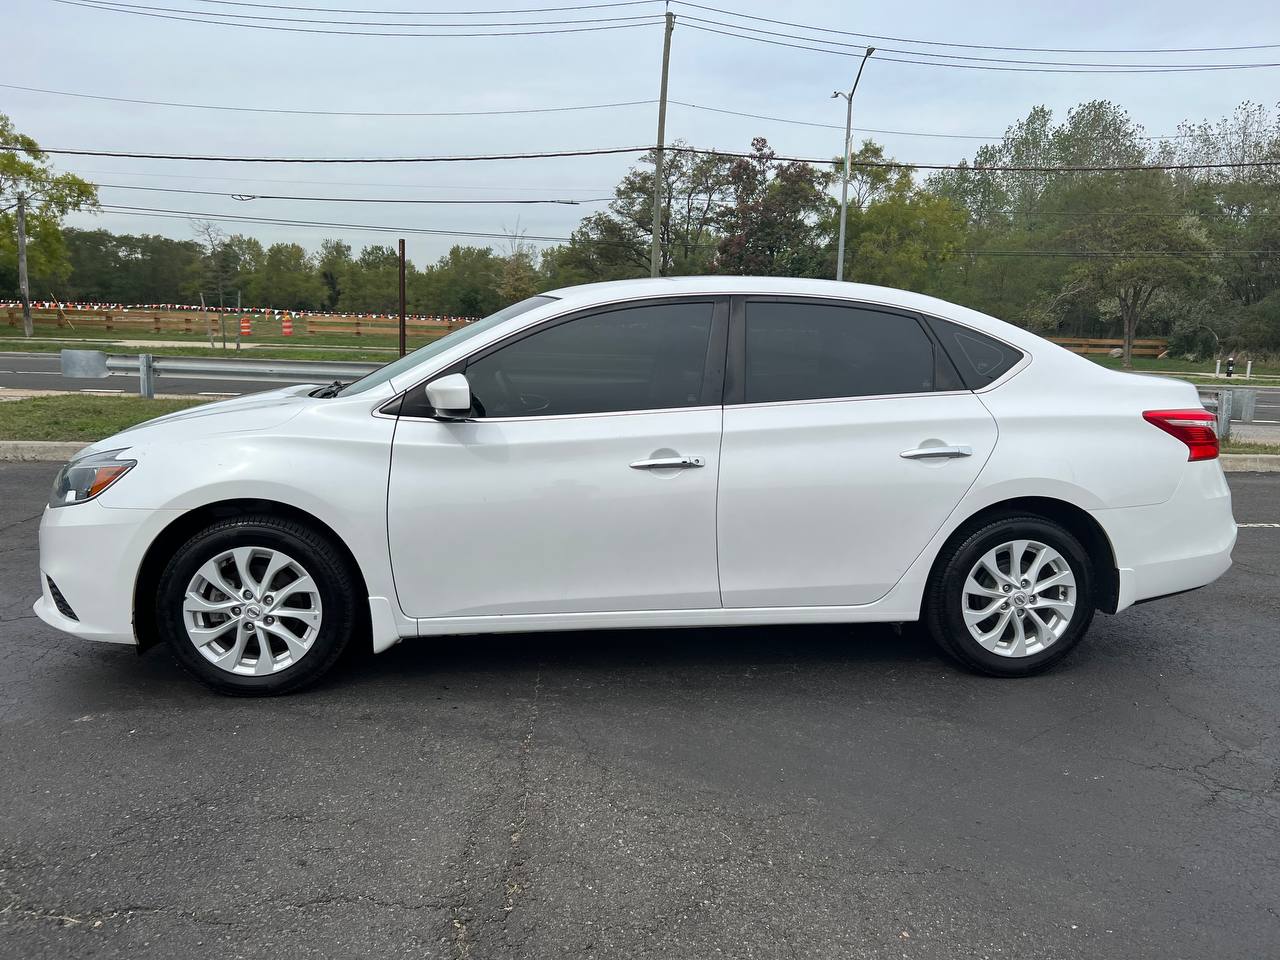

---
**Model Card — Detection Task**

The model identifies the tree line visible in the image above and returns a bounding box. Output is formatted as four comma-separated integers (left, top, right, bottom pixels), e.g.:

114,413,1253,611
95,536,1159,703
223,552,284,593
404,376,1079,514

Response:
4,100,1278,362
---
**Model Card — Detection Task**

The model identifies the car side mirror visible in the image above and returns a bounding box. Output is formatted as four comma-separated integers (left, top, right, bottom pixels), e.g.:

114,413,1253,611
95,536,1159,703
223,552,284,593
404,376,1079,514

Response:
425,373,473,420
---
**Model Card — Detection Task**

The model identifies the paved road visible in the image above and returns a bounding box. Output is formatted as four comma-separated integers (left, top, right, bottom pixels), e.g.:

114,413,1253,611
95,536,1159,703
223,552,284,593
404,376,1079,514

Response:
0,464,1277,959
0,351,318,397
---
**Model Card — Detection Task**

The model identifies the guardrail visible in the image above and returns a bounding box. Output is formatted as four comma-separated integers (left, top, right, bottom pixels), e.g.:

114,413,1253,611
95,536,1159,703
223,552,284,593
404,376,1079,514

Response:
1197,386,1262,442
61,349,381,397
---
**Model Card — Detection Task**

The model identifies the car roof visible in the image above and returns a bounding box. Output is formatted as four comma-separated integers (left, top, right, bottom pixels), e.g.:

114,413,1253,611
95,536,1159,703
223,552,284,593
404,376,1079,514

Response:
541,276,1042,351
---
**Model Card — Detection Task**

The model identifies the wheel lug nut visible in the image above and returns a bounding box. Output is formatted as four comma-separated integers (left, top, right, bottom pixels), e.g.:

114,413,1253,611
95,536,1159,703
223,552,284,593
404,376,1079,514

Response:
243,622,254,631
263,595,274,605
242,589,253,600
1016,609,1026,617
263,616,274,625
1001,601,1009,610
1002,584,1012,593
1020,579,1029,588
231,606,241,616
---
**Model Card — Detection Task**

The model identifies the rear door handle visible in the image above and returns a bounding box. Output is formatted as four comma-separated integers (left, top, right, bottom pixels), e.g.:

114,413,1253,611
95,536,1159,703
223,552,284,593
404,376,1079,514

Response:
630,456,705,470
900,445,973,460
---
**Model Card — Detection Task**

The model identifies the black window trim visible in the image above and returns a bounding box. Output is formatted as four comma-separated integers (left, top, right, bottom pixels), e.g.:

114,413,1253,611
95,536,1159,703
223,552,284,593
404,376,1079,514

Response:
725,294,975,408
383,294,731,421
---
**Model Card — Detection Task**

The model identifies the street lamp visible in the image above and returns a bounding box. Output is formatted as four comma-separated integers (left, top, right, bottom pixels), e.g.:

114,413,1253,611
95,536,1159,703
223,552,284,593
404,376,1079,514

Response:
832,46,875,283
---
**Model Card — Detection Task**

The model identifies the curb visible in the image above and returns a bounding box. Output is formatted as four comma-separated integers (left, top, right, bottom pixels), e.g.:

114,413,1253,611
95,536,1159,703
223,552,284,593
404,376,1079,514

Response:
0,441,87,462
1220,454,1280,473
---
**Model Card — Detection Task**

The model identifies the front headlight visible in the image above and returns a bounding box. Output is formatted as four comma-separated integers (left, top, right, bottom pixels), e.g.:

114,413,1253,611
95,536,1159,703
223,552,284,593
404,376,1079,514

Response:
49,449,137,508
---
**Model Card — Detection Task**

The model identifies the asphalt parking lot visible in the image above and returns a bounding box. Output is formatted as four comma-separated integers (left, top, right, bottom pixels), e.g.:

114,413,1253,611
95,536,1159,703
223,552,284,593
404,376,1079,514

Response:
1,463,1277,960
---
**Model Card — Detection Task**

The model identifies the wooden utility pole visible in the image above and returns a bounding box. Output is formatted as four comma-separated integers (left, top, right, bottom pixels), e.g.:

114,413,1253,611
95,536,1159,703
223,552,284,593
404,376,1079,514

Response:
15,194,32,337
397,238,407,358
649,11,675,278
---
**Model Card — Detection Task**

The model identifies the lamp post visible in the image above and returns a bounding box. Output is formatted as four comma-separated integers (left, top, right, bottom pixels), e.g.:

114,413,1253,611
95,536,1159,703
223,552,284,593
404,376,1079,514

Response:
832,46,875,283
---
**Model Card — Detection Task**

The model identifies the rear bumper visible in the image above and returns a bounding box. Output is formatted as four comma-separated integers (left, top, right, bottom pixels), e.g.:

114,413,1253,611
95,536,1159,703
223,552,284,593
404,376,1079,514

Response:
35,501,183,646
1092,460,1237,612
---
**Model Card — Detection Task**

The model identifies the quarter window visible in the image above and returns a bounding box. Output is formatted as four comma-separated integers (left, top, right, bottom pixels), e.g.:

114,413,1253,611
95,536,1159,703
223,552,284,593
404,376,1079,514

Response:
466,301,715,418
924,315,1024,388
743,301,941,403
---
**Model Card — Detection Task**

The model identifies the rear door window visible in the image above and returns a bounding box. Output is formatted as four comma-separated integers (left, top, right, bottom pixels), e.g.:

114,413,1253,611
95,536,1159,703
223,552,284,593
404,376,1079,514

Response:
742,300,941,403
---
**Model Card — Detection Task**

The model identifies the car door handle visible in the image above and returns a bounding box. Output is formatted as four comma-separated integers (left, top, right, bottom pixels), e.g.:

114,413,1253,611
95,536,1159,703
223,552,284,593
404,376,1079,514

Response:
630,456,706,470
899,445,973,460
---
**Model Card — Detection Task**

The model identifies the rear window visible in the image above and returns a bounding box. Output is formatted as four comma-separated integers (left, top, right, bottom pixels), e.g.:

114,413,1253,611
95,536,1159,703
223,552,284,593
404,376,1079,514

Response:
924,315,1024,388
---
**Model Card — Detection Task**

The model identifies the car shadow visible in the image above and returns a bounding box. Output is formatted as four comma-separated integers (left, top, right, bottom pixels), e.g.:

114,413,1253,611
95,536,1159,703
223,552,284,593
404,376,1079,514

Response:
329,621,943,689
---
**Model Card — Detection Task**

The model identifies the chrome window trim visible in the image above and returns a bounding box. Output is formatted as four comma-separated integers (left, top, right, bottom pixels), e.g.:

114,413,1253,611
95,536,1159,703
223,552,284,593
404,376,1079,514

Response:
373,288,1032,421
724,388,973,412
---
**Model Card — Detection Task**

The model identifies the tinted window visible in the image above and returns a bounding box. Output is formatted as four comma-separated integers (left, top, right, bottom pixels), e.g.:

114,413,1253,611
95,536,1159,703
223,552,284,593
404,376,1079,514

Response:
924,315,1023,388
743,301,938,403
466,301,714,417
339,295,556,397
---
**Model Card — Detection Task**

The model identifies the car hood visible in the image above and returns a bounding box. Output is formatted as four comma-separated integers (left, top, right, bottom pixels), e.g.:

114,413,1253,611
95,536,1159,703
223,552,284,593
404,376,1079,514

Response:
78,384,319,459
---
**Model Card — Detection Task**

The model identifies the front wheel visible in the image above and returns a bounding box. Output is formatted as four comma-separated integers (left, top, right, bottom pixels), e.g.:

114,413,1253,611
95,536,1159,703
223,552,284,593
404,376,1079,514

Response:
923,515,1095,677
155,516,358,695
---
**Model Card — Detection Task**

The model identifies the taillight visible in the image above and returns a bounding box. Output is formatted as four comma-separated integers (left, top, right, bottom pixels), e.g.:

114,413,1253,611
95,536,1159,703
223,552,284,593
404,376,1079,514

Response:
1143,409,1219,461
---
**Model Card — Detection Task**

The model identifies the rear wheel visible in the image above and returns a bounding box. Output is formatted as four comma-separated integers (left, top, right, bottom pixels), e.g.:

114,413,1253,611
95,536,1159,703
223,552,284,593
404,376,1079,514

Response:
156,516,357,695
923,515,1094,676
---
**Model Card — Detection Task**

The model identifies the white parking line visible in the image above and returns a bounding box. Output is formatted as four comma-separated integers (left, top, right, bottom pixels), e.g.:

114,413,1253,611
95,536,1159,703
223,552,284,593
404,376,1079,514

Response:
1237,523,1280,528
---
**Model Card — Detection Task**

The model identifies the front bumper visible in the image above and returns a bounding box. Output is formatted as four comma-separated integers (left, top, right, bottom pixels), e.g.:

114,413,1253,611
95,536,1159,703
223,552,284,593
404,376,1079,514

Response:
1092,460,1237,612
33,500,183,646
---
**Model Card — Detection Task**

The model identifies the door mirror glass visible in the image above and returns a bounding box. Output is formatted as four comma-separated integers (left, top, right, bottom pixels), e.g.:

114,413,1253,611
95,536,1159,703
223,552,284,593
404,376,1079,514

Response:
425,373,472,419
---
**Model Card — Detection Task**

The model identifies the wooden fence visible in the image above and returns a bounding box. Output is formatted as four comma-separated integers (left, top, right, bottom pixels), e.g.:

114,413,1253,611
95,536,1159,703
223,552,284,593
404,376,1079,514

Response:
4,306,471,339
1047,336,1168,358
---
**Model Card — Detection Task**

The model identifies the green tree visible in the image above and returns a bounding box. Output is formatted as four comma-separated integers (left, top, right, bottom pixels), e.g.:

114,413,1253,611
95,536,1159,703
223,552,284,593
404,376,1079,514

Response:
316,238,352,310
1,113,97,334
248,242,324,310
716,137,832,276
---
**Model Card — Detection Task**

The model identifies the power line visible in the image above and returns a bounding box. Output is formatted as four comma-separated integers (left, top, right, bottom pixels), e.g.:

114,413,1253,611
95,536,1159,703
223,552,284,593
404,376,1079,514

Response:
682,23,1280,73
671,1,1280,54
53,0,662,36
90,204,1278,258
95,203,614,244
12,141,1280,173
97,182,611,203
0,82,654,118
680,15,1280,70
3,80,1221,144
65,0,658,27
71,167,618,192
669,100,1197,142
180,0,656,12
666,144,1280,173
1,143,651,163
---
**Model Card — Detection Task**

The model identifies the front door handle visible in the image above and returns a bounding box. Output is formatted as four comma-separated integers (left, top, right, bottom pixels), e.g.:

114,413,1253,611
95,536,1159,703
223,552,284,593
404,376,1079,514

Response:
900,445,973,460
630,456,706,470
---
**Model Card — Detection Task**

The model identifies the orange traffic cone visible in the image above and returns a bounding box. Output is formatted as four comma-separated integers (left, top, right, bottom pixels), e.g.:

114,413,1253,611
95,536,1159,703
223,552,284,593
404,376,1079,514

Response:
239,315,252,337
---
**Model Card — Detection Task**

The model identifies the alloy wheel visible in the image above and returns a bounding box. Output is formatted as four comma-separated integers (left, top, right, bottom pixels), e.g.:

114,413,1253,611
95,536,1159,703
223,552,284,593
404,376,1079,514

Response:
182,546,323,676
961,539,1076,658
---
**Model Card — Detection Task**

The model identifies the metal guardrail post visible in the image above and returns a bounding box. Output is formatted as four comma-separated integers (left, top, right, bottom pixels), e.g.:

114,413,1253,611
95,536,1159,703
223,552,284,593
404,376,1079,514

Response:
1218,389,1232,440
1236,388,1256,424
138,353,155,399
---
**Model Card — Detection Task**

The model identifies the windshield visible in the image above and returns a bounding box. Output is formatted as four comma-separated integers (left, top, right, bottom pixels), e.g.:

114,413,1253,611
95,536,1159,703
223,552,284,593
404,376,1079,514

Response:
337,295,558,397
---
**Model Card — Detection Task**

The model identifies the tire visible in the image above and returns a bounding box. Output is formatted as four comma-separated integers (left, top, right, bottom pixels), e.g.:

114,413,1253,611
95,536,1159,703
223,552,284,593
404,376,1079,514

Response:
923,514,1095,677
156,515,358,695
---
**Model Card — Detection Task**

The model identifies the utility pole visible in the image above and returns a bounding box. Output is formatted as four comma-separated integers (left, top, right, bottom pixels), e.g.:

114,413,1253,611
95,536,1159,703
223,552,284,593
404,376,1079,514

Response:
649,10,675,278
15,193,32,337
397,238,407,358
832,46,875,283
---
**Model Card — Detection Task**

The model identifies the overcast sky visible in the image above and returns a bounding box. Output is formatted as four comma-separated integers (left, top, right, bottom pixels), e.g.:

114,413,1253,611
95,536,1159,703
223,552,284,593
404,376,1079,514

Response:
5,0,1279,266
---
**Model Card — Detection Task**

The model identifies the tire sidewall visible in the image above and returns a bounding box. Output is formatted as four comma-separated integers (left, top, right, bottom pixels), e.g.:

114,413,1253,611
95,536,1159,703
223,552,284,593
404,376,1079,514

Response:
156,520,355,695
934,516,1095,676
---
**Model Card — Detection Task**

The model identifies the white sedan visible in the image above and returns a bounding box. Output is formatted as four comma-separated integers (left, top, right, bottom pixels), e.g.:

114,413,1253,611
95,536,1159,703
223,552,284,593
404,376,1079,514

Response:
34,277,1236,694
